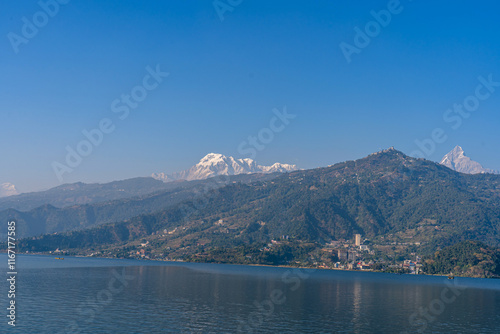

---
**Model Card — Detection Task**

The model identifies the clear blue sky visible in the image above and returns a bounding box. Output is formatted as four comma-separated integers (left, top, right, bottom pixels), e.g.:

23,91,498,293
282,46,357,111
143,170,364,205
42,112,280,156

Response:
1,0,500,193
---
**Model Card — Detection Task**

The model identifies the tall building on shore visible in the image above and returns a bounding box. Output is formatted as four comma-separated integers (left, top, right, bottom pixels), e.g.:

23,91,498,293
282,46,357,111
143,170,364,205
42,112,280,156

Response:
355,234,361,246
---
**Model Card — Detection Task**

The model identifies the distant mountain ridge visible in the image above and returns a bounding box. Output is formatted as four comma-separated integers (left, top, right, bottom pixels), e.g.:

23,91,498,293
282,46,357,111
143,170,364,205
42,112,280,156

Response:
440,146,499,174
0,177,175,211
152,153,298,182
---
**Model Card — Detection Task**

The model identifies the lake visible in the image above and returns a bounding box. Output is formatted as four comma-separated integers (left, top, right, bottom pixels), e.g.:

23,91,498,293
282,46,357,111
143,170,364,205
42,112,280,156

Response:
1,254,500,333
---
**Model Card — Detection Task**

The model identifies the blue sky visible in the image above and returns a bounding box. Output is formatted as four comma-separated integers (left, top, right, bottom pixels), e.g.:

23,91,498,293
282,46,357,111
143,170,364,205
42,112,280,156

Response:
1,0,500,193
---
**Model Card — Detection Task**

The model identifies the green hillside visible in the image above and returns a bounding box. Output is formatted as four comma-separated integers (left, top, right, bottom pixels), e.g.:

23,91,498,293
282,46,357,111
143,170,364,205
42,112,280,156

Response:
423,241,500,278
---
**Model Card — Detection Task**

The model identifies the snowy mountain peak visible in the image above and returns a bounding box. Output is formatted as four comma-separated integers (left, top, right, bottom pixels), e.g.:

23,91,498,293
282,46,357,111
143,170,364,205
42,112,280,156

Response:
200,153,225,163
0,183,19,198
152,154,298,182
261,162,299,173
440,146,498,174
450,145,465,156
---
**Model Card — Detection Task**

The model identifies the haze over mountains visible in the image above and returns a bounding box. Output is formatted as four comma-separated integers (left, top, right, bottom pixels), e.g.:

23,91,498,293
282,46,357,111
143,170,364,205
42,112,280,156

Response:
152,153,298,182
0,177,173,211
440,146,499,175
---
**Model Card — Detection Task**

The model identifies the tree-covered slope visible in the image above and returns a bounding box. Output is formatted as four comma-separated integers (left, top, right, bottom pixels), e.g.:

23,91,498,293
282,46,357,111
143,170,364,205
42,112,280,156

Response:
423,241,500,278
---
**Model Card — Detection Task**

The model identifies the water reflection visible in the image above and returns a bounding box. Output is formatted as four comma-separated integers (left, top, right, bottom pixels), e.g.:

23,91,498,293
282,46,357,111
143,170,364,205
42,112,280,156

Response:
1,255,500,333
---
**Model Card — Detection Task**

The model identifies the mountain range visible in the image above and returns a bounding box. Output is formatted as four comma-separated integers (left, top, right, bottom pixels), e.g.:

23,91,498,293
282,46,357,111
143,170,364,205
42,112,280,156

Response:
152,153,297,182
12,148,500,261
1,147,494,202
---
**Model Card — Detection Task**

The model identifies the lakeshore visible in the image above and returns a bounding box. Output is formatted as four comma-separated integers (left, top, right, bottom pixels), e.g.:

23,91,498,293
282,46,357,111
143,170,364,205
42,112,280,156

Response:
6,250,498,280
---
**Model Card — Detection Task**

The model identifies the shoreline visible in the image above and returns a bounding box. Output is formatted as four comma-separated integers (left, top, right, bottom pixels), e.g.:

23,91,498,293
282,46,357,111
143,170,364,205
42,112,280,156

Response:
4,251,497,279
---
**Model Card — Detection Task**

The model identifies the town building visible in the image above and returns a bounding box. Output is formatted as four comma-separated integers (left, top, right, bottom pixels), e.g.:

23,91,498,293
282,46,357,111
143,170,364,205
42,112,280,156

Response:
355,234,361,246
338,250,348,261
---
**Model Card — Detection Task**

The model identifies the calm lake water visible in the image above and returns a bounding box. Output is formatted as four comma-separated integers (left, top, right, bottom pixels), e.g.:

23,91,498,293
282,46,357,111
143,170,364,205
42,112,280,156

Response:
1,254,500,333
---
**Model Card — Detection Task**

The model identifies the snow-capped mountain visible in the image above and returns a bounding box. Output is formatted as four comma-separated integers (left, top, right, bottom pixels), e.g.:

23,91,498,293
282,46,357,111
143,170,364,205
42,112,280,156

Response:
440,146,498,174
0,183,19,198
152,153,298,182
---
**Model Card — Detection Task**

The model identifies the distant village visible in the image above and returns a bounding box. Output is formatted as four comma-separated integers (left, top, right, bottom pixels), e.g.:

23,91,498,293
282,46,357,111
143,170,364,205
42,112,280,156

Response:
317,234,423,274
46,220,424,274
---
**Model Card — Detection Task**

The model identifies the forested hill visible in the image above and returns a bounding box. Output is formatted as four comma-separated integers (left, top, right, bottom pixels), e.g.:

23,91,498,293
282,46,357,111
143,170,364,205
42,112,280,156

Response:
14,148,500,256
423,241,500,278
